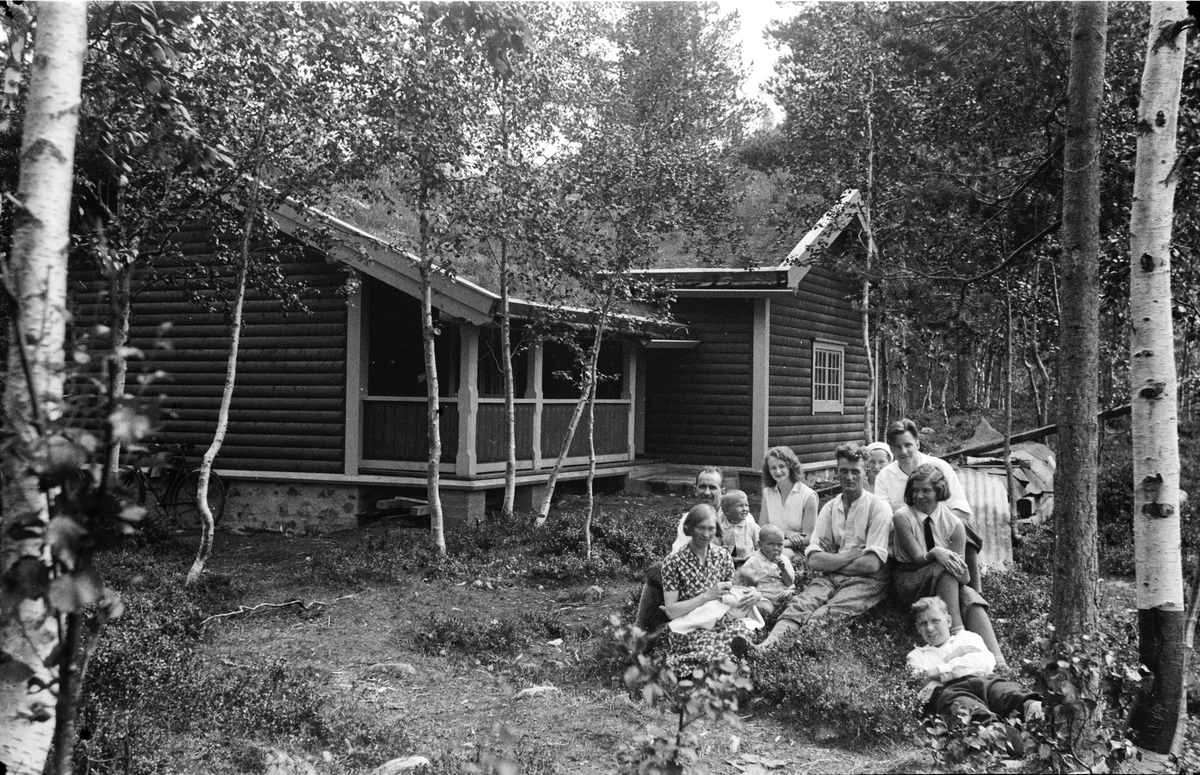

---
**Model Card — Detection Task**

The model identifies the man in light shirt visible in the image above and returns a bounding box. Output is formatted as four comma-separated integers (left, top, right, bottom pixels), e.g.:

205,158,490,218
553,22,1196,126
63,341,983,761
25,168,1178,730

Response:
908,596,1042,727
735,444,893,653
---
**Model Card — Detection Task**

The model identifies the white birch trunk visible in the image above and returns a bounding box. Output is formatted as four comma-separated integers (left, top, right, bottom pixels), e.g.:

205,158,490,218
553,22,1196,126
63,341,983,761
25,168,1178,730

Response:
187,177,258,586
1128,0,1187,759
422,264,446,552
0,5,86,772
500,241,517,518
535,319,607,525
861,72,877,442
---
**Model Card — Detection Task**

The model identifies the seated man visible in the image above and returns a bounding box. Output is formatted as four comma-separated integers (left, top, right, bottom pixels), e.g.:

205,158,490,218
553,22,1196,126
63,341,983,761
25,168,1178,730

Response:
907,596,1042,728
734,524,795,618
737,444,892,654
635,466,725,633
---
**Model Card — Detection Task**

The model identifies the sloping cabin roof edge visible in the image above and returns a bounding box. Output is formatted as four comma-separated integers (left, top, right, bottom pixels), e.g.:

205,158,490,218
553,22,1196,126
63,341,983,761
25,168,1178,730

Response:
628,189,866,296
267,198,680,336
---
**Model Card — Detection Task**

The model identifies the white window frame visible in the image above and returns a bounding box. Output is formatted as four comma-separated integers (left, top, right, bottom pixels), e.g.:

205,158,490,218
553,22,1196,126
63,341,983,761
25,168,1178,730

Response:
812,340,845,414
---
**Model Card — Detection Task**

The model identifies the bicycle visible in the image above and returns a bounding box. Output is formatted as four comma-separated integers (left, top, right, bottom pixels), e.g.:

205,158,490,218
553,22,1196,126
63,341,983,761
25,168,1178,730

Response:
118,443,227,529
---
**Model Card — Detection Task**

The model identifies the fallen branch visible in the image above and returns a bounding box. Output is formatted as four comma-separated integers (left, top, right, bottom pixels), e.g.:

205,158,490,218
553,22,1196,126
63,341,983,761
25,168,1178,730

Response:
200,593,356,626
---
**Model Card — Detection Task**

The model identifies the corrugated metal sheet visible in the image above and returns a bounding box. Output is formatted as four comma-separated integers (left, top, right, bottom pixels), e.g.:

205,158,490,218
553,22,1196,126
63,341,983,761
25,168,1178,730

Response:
955,468,1013,570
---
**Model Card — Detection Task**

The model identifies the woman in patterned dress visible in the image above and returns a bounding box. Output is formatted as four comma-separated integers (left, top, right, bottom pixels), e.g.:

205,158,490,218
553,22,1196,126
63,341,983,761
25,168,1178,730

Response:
661,503,752,672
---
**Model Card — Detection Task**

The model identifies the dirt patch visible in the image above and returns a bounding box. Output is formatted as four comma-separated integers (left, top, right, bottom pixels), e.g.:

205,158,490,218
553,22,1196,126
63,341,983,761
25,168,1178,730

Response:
145,526,925,773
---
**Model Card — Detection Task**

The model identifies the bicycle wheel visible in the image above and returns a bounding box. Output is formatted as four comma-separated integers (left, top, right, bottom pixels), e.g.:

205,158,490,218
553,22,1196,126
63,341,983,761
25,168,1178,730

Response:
115,466,147,506
168,470,227,530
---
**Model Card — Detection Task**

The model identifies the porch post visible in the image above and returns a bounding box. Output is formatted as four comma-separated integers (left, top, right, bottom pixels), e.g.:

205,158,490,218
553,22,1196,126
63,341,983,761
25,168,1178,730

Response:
634,345,646,455
623,341,637,461
344,274,364,476
751,298,771,468
529,340,544,469
457,323,479,476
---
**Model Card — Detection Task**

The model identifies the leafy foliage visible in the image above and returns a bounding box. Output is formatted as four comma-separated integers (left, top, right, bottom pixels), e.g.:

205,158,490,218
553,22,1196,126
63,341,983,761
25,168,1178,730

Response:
614,619,751,775
79,548,409,773
922,624,1141,774
302,496,682,587
750,608,919,743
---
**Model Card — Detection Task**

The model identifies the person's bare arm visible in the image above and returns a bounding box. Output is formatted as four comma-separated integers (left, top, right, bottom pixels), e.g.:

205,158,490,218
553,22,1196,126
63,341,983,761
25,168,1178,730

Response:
938,521,970,584
807,549,856,573
663,581,731,619
838,551,883,577
784,530,808,550
893,515,929,566
798,493,818,546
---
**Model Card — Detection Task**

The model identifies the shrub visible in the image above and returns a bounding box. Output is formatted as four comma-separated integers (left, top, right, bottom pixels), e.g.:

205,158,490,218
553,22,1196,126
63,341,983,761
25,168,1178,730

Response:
922,622,1141,774
752,605,918,743
81,544,410,773
982,566,1051,664
415,611,528,659
301,497,685,589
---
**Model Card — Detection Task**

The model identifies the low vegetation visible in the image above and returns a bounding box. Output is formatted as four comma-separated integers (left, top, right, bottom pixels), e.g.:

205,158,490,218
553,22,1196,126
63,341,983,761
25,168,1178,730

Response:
76,438,1200,774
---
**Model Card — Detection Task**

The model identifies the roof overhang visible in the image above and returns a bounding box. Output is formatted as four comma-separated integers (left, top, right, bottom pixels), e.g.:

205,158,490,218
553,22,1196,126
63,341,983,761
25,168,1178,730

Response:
267,197,676,337
626,189,866,297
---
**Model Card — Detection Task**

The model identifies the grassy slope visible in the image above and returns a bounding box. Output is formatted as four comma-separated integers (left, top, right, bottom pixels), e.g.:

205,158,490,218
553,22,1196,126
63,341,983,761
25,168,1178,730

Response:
81,493,925,775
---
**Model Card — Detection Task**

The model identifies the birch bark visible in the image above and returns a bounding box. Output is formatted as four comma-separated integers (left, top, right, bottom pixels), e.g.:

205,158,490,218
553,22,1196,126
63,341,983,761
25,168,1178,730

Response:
0,5,87,772
1128,0,1187,760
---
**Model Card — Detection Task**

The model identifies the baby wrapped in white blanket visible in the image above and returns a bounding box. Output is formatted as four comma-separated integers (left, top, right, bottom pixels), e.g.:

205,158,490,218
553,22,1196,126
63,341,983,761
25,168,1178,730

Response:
667,586,765,634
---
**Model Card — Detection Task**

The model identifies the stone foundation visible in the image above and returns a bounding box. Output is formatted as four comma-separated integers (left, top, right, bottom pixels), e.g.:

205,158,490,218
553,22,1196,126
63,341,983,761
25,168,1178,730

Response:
222,478,362,533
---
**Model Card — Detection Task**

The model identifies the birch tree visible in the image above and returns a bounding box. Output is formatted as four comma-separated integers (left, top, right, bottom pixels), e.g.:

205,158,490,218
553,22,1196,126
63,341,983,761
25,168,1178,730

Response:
1127,1,1189,761
0,5,87,772
1052,0,1106,638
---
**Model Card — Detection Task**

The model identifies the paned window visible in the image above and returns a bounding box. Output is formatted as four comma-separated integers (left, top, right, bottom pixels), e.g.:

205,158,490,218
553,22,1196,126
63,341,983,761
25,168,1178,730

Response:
812,341,845,414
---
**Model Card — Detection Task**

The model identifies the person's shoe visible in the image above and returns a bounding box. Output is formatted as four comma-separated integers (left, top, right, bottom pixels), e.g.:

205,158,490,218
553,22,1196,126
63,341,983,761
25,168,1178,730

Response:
731,635,756,659
1023,699,1044,723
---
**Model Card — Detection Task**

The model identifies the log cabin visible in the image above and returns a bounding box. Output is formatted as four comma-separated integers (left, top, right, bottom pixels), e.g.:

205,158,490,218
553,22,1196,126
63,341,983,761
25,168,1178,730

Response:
68,190,872,530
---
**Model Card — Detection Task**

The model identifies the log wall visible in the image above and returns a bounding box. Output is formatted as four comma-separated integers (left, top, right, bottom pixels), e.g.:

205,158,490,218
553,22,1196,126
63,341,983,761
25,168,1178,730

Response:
769,266,869,464
71,226,348,474
644,298,753,466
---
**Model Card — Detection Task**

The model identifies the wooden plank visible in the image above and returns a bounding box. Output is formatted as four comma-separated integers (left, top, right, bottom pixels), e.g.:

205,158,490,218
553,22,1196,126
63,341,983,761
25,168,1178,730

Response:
156,372,345,387
161,422,344,440
159,385,344,398
210,457,344,474
169,408,344,423
165,396,346,411
127,322,347,338
145,359,346,374
152,440,343,460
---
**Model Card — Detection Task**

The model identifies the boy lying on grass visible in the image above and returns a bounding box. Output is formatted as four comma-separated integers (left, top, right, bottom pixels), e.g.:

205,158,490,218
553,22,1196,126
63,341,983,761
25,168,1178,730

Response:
734,525,795,618
907,596,1042,728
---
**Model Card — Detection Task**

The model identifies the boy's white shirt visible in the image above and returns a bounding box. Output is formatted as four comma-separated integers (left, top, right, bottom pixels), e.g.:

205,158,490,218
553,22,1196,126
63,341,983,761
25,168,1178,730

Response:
740,550,795,599
906,629,995,683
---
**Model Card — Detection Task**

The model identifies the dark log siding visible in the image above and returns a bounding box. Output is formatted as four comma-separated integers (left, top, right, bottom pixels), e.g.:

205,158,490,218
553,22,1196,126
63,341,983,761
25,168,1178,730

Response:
644,298,752,466
769,266,869,465
71,226,348,474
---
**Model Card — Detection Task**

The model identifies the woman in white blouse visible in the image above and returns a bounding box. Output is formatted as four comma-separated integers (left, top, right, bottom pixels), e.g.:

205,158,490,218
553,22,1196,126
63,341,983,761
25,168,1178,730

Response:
759,446,818,559
875,419,982,592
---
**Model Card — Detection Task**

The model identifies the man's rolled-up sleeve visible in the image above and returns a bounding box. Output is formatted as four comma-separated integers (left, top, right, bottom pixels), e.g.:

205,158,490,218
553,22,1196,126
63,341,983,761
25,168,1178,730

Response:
861,499,893,563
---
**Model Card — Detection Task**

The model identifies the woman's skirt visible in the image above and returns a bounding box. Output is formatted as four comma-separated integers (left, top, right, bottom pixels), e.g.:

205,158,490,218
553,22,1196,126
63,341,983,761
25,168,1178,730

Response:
893,562,987,608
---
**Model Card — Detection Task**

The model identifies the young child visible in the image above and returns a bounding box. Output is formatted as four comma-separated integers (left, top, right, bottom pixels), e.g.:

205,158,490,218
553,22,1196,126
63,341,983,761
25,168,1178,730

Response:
718,489,759,563
734,525,795,617
907,597,1042,728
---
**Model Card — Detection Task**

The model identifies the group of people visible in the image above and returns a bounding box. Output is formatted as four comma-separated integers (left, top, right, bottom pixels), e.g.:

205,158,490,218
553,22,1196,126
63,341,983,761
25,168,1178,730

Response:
634,419,1041,729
